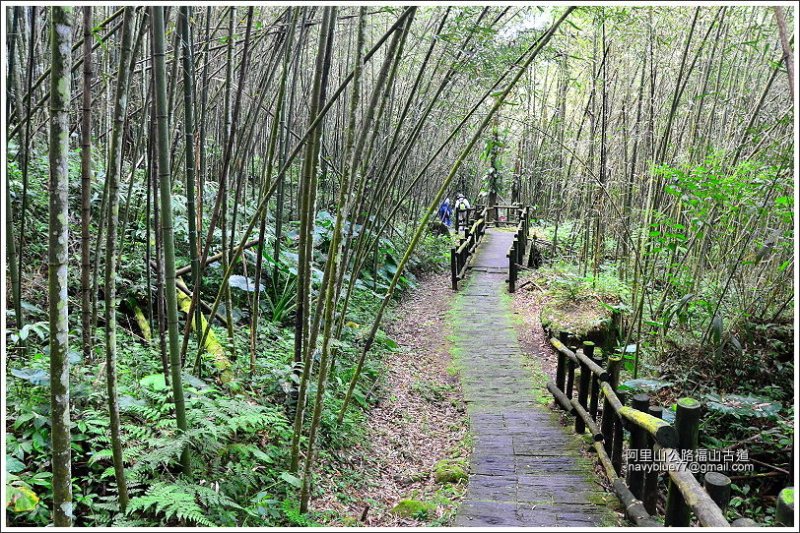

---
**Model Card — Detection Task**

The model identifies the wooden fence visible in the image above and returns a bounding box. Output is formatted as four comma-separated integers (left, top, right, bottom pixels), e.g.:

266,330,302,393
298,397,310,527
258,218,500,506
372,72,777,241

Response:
454,205,483,232
450,207,487,290
490,204,524,226
546,335,795,527
506,206,530,293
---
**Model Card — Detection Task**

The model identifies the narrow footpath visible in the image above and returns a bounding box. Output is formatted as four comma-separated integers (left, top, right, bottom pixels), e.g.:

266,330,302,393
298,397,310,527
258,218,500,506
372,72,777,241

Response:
453,229,616,527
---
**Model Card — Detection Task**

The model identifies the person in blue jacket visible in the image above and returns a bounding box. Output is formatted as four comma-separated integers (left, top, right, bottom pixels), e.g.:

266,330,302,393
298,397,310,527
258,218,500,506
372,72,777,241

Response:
438,197,452,227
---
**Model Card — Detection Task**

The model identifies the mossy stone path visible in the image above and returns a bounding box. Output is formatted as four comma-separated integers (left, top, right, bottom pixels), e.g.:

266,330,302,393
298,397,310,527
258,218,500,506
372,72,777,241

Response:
453,229,616,527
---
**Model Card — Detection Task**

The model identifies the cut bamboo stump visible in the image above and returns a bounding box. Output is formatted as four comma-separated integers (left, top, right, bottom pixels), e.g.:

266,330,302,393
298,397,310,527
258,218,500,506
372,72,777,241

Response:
664,398,702,527
775,487,795,526
626,393,650,499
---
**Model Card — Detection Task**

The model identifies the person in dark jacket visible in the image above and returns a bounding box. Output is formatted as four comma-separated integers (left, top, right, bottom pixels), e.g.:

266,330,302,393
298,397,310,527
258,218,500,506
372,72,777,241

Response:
438,197,452,227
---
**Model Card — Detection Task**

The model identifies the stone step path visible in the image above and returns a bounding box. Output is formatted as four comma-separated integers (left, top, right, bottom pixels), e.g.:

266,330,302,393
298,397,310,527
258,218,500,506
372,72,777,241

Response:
453,229,616,527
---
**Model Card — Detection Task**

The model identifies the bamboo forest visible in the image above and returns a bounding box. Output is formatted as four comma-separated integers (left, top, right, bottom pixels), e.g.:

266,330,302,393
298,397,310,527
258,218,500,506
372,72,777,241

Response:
2,2,798,529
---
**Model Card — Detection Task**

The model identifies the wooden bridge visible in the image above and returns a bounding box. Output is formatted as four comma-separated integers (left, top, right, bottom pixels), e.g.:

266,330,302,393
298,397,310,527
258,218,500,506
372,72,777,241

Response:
447,206,795,527
449,205,531,292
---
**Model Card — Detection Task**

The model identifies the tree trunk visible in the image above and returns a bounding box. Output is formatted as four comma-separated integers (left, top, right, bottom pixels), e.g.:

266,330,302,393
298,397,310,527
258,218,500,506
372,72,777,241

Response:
151,5,190,474
102,6,134,511
48,6,74,526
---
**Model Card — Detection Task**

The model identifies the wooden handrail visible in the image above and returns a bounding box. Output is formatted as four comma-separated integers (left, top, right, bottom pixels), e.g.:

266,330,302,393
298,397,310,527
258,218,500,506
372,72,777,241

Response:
449,213,486,290
506,206,529,292
543,336,791,527
617,406,678,448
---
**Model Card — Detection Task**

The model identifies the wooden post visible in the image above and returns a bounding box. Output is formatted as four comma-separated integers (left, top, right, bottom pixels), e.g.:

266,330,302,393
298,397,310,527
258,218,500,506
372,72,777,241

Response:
643,405,663,514
775,487,795,526
565,358,575,399
601,355,622,454
612,390,626,475
626,393,650,499
508,242,517,293
524,209,529,244
703,472,732,513
588,347,602,421
575,342,594,434
450,248,457,290
565,340,577,399
664,397,702,527
555,332,569,392
583,340,595,359
524,208,530,239
556,352,566,392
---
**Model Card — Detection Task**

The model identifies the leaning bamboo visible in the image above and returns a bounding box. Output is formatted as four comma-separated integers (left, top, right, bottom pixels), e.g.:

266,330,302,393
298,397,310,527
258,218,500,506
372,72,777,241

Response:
337,7,578,422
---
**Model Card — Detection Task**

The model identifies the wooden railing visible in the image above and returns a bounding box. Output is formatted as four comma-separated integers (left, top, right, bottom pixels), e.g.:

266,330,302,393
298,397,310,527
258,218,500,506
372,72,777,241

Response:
450,208,487,290
490,204,524,226
506,206,529,293
546,336,795,527
454,205,483,232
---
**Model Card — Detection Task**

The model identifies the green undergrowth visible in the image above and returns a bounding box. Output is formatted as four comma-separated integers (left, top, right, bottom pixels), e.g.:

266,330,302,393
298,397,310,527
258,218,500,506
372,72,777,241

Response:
6,144,460,526
522,226,793,525
6,307,401,527
6,234,452,526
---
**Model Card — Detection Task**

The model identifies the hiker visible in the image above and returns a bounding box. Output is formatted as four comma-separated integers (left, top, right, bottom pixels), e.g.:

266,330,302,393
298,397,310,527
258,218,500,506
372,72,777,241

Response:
438,197,452,227
454,193,471,230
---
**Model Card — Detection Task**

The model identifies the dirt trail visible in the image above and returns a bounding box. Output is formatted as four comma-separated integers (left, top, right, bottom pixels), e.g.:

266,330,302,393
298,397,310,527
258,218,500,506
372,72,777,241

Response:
316,272,468,526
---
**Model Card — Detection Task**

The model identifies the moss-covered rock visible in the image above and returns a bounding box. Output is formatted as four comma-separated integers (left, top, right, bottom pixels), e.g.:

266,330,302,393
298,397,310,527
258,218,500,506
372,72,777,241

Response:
540,299,620,349
433,458,468,484
391,499,435,519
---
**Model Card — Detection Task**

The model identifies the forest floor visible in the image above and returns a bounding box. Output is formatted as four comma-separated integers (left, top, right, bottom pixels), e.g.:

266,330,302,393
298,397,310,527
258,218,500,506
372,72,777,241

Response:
315,272,470,526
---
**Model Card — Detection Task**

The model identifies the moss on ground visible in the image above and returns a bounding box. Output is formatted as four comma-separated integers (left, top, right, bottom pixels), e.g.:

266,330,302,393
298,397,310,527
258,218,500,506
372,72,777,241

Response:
540,299,619,349
390,499,435,519
433,458,468,484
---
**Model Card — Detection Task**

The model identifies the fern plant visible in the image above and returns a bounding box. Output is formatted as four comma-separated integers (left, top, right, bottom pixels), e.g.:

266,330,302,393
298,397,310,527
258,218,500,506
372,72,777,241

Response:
84,373,296,525
123,480,244,526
